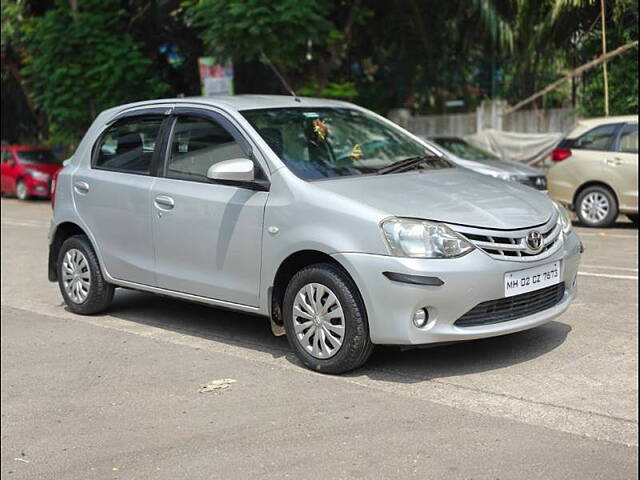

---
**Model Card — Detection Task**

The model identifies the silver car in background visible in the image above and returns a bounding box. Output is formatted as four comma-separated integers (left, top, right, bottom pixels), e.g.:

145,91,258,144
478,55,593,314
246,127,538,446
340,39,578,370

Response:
429,136,548,191
48,95,582,373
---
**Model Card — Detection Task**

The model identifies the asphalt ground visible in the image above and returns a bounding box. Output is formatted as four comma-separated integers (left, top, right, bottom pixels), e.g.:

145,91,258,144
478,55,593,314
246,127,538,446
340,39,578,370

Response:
1,198,638,479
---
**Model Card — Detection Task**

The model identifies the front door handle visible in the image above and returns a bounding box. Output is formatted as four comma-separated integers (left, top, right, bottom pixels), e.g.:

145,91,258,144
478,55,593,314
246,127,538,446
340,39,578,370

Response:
73,181,90,194
154,195,175,210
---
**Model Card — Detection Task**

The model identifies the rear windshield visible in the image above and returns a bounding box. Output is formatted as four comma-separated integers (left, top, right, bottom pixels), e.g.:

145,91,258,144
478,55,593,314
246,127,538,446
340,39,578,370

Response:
17,150,61,164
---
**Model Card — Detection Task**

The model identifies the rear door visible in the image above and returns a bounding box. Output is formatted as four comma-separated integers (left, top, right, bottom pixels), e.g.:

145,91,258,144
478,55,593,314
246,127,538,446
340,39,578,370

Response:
609,122,638,212
73,111,170,285
150,108,268,306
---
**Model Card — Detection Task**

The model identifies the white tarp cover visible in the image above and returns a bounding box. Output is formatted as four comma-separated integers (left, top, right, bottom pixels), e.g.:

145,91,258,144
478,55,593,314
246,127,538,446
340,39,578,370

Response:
464,129,563,167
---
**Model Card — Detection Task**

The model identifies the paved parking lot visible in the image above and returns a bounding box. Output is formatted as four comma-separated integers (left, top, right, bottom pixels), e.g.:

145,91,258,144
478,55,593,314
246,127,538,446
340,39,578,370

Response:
1,198,638,479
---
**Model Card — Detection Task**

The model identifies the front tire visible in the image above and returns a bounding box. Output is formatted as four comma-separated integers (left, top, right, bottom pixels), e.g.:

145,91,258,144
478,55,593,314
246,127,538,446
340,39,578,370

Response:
16,180,29,201
57,235,114,315
283,263,374,374
576,186,618,228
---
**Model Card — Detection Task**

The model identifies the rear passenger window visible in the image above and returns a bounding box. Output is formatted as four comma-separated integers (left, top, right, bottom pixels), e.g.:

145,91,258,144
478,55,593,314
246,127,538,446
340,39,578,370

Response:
573,124,619,151
165,116,246,181
617,124,638,154
94,116,163,174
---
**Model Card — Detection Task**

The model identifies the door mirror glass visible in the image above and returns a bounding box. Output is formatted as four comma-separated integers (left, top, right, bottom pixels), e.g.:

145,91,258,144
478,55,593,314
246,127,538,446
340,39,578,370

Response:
207,158,255,183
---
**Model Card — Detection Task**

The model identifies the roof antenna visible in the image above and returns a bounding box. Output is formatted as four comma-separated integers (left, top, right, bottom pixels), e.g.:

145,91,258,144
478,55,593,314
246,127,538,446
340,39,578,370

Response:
260,52,301,102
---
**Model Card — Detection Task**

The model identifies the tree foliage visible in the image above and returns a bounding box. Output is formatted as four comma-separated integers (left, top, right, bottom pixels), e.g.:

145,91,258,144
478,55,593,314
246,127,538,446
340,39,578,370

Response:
186,0,332,70
18,0,169,144
1,0,637,145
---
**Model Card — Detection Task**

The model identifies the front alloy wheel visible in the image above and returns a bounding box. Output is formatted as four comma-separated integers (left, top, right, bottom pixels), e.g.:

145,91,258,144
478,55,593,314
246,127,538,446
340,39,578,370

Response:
292,282,345,359
16,180,29,201
283,263,374,374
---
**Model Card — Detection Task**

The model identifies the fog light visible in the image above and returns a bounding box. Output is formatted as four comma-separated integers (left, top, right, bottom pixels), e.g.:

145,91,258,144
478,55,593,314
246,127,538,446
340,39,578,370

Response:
412,309,428,328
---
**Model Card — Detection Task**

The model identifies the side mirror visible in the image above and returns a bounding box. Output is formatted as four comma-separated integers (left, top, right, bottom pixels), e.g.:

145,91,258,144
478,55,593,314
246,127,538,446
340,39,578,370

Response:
206,158,255,183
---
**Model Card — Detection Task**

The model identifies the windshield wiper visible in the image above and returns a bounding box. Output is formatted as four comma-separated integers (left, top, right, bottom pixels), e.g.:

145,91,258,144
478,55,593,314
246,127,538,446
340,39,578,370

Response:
376,155,440,175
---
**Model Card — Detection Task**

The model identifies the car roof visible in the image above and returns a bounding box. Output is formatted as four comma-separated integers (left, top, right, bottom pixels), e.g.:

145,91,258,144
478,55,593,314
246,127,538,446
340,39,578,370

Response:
568,115,638,138
108,94,354,117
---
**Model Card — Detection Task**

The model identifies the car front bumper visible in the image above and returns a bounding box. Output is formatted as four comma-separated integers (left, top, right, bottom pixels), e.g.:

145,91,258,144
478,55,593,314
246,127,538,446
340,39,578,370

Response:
333,231,582,345
26,176,52,198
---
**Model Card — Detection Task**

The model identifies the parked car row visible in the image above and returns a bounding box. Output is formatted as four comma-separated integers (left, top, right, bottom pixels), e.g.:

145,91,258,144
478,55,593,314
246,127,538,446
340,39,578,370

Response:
426,116,638,228
2,115,637,230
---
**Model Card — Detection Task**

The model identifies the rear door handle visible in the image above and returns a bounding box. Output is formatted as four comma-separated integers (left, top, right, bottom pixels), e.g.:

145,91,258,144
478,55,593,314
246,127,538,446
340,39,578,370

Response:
605,158,623,166
154,195,175,209
73,181,89,194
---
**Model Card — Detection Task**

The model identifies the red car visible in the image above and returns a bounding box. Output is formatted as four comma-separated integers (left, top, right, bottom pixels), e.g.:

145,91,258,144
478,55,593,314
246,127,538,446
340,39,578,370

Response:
0,145,63,200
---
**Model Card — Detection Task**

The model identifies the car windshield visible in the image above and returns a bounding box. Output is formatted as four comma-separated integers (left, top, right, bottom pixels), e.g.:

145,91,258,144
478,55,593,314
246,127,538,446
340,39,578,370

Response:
17,150,61,164
432,138,498,161
241,107,452,180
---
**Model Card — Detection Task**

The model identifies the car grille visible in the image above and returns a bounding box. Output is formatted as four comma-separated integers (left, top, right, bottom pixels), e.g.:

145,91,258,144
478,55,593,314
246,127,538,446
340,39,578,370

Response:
517,175,547,191
454,283,565,327
450,213,563,262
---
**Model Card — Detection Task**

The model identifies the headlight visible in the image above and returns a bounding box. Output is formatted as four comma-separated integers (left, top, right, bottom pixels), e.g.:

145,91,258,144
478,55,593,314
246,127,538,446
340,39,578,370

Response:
553,201,572,234
27,169,50,181
381,218,475,259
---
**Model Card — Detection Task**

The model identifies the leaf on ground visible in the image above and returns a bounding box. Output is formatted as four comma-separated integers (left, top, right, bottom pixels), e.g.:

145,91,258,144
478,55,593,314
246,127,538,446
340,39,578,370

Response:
198,378,237,394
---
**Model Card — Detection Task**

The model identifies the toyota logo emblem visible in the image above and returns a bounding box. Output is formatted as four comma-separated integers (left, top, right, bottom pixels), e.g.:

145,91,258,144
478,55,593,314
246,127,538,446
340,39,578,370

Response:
526,230,543,252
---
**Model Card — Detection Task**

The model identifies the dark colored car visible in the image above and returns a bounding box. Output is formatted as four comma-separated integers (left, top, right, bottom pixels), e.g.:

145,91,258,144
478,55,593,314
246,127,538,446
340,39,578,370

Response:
0,145,63,200
429,137,548,192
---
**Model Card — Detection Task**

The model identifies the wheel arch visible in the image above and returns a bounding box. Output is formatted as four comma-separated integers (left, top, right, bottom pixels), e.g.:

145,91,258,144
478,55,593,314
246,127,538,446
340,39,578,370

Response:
48,221,90,281
269,250,361,330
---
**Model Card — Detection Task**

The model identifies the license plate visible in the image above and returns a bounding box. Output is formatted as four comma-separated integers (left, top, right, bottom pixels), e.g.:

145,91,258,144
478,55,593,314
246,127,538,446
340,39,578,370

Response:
504,261,562,297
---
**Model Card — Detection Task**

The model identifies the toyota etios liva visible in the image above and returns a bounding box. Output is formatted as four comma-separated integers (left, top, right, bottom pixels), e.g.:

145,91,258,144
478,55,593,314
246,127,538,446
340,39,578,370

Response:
49,96,582,373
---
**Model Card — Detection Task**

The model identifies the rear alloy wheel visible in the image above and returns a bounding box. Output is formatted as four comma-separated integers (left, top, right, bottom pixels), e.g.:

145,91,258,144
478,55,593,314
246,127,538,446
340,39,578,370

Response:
16,180,29,201
576,186,618,228
58,235,114,315
283,263,374,374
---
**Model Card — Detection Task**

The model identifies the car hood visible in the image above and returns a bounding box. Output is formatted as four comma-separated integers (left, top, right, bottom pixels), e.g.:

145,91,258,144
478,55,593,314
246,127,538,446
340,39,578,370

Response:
311,168,554,230
449,156,543,177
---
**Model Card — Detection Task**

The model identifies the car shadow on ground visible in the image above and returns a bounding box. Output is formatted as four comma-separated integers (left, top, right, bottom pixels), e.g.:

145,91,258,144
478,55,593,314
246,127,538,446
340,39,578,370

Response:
102,288,571,382
572,217,638,230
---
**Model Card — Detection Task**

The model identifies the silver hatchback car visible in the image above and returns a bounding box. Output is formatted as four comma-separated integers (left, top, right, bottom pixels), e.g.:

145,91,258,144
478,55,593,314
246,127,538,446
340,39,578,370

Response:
48,95,582,373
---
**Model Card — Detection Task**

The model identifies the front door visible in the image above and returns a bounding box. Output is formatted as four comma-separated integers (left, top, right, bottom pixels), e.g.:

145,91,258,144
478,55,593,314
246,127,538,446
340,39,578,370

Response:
608,122,638,212
73,113,166,285
150,110,268,307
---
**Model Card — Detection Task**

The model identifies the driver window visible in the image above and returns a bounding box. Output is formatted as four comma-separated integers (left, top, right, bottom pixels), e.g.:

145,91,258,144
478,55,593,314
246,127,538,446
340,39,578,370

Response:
166,116,246,181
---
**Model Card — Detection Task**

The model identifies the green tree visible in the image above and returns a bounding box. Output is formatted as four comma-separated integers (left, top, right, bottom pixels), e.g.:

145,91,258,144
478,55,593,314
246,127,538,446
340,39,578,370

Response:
19,0,169,144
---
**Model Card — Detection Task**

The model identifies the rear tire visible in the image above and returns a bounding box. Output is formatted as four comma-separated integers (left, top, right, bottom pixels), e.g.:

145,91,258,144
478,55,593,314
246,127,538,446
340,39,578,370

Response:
283,263,374,374
57,235,114,315
16,180,29,201
575,186,618,228
627,214,639,227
